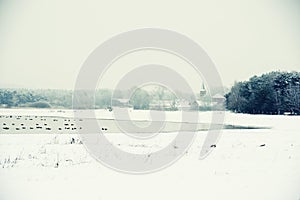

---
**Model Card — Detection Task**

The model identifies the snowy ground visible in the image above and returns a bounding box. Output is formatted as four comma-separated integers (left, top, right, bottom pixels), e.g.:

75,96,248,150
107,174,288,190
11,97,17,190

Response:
0,109,300,200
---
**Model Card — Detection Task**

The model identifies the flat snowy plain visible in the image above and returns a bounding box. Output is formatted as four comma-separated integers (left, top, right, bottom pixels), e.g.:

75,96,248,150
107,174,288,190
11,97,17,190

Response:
0,109,299,200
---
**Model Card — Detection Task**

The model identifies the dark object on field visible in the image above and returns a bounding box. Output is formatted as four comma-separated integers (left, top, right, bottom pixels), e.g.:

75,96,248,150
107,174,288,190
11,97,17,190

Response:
71,138,75,144
259,144,266,147
30,127,34,129
46,128,51,130
3,127,9,130
58,128,62,130
210,144,217,148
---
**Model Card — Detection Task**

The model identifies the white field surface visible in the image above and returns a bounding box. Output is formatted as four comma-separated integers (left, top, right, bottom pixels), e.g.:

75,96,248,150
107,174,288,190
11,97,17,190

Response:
0,109,300,200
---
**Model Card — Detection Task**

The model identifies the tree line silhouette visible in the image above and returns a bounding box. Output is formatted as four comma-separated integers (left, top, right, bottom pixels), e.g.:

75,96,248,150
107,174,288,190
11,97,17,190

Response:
225,71,300,115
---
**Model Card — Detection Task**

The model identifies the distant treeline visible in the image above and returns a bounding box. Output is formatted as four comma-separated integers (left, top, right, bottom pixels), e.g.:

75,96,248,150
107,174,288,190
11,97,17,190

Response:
2,71,299,114
0,87,218,110
0,89,127,109
0,89,72,108
225,71,300,115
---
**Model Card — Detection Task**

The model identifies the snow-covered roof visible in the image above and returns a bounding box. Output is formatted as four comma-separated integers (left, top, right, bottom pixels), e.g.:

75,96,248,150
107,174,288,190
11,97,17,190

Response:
212,94,226,99
113,98,130,103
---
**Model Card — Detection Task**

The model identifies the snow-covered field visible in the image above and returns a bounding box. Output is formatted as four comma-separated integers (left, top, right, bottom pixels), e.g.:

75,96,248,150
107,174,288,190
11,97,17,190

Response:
0,109,300,200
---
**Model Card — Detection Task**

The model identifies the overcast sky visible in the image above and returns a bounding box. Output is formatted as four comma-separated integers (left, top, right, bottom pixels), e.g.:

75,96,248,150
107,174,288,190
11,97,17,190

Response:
0,0,299,91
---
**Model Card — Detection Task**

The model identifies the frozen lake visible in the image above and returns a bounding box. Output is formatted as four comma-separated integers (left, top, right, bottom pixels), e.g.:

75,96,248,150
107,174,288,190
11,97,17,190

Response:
0,109,300,200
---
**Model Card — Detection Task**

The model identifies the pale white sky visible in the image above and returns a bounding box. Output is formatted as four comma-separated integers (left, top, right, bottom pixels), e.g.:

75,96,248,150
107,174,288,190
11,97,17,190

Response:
0,0,299,91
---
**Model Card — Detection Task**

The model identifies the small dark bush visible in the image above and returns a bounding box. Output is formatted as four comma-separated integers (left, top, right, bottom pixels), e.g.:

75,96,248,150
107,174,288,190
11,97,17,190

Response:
29,101,51,108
